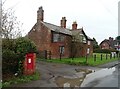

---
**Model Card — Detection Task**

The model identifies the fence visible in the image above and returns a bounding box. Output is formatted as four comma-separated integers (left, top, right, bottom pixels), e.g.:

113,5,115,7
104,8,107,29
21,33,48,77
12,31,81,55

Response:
92,53,119,62
37,50,51,60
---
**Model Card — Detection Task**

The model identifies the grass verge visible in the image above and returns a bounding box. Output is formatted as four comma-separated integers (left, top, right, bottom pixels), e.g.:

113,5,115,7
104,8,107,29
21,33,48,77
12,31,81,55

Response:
39,53,119,66
2,71,40,87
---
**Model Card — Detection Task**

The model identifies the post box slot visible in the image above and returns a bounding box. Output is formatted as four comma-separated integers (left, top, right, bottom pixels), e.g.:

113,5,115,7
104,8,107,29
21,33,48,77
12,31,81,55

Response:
28,58,31,63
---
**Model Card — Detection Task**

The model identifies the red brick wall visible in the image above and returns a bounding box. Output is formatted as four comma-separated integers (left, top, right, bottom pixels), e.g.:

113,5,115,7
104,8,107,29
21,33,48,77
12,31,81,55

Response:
81,43,87,57
28,22,93,59
28,22,51,51
71,41,93,57
50,34,72,59
28,22,72,59
100,42,110,49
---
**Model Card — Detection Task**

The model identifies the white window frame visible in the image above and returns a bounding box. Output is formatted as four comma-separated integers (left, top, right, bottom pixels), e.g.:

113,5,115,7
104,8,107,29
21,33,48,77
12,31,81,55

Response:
53,33,65,42
59,46,65,55
88,41,91,45
87,48,90,54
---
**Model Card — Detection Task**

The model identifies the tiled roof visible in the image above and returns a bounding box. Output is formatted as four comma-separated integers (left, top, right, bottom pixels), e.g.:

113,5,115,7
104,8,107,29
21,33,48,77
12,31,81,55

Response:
71,29,83,36
42,21,72,35
41,21,93,40
100,39,118,49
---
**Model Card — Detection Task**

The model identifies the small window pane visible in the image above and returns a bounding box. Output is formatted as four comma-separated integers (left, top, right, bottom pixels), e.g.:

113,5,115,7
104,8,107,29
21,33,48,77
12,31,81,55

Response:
59,35,65,42
60,46,65,54
53,34,59,42
88,41,91,45
87,48,90,54
52,33,65,42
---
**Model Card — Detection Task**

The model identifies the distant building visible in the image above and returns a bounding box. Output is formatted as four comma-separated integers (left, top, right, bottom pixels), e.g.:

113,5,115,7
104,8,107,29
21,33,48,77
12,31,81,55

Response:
27,6,93,59
100,37,120,51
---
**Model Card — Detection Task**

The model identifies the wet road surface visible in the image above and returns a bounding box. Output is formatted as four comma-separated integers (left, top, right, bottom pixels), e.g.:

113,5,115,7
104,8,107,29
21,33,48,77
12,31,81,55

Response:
10,60,119,88
81,61,119,87
10,61,100,87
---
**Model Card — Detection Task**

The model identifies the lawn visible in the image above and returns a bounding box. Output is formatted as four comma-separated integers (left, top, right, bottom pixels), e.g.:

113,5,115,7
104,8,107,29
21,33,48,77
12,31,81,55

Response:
42,53,119,66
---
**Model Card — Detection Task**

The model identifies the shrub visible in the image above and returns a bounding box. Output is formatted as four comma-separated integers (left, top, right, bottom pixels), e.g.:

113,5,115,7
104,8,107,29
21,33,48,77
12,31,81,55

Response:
2,49,18,75
15,37,37,75
2,37,37,78
2,39,16,51
94,48,118,54
15,37,37,60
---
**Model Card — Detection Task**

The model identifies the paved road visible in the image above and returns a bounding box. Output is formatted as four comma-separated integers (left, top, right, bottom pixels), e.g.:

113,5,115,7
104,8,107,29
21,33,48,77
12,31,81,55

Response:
10,60,119,88
81,61,119,88
10,61,100,87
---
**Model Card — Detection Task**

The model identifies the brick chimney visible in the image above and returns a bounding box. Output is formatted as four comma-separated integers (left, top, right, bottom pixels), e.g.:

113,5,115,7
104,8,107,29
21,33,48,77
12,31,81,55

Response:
60,17,67,28
109,37,114,41
72,21,77,30
37,6,44,22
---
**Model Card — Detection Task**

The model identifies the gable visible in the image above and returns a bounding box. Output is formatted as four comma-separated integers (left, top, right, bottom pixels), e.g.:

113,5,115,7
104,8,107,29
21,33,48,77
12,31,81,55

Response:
71,29,86,43
100,40,110,46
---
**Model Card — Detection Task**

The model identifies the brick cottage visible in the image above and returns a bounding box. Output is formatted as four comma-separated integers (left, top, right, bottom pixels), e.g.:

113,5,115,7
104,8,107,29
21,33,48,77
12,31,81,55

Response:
100,37,120,51
27,6,93,59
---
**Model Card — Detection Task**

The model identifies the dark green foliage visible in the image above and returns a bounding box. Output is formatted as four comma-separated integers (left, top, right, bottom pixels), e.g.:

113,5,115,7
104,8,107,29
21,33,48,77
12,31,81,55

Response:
2,39,16,51
93,38,99,50
15,37,37,60
2,39,18,77
116,36,120,44
15,37,37,75
116,36,120,40
94,48,118,53
2,49,18,74
2,37,37,80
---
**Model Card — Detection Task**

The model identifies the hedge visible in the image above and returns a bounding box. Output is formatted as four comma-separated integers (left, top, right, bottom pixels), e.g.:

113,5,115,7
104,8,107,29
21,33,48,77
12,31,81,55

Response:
2,49,19,73
93,48,119,54
2,37,37,80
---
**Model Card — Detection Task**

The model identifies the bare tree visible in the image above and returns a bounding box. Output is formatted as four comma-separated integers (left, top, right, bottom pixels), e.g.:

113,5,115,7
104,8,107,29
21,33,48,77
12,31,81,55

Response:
2,1,23,39
71,31,84,59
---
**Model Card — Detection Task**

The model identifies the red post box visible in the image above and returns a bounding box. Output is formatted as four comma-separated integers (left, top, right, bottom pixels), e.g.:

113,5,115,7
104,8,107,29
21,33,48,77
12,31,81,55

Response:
23,53,36,75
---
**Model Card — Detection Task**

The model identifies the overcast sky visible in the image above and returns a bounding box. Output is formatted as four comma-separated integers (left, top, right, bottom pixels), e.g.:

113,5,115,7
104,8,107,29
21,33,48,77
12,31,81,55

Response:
3,0,119,43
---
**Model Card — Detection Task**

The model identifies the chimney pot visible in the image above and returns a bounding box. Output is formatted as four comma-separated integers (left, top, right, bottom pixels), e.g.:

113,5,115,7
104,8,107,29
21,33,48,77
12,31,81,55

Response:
60,17,67,28
72,21,77,30
109,37,114,41
37,6,44,22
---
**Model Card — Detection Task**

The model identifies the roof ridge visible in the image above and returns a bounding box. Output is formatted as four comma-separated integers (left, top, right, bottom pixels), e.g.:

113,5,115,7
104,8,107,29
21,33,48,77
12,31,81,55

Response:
43,21,71,30
41,21,72,35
